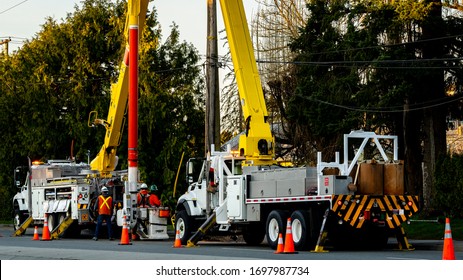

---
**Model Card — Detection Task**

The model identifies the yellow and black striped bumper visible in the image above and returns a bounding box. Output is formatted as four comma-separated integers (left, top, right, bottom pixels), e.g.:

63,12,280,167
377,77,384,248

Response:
77,203,88,209
331,195,420,229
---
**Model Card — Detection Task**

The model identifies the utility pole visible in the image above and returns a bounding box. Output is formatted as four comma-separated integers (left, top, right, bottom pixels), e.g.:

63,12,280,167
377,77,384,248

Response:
0,38,11,58
205,0,220,154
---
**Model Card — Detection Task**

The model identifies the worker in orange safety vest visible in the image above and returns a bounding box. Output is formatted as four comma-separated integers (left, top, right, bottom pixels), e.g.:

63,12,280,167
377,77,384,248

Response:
93,186,113,241
148,184,161,207
137,183,150,208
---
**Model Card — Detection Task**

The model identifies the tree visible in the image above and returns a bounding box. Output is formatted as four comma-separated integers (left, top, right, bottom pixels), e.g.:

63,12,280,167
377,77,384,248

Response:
287,0,463,209
253,0,309,161
0,0,204,220
288,0,368,163
221,0,309,159
137,21,205,193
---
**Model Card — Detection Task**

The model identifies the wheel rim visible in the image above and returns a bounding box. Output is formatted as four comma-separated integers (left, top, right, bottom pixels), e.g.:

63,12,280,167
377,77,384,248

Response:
268,218,280,242
13,213,21,230
292,218,302,243
177,218,185,239
59,214,66,225
48,215,55,232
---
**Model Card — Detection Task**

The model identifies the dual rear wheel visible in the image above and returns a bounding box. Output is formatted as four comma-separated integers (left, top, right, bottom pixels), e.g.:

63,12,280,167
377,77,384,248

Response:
265,209,320,251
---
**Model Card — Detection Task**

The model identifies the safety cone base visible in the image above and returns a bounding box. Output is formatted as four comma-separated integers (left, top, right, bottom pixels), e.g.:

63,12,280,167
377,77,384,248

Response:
118,241,133,245
41,235,51,240
173,239,183,248
173,241,184,248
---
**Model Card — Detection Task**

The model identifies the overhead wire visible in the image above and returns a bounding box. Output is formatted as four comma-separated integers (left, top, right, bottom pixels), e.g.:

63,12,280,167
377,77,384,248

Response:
307,34,463,56
301,94,463,113
0,0,29,15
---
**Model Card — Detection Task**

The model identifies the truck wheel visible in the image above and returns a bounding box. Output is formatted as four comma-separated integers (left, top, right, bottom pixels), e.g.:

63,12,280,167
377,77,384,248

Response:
57,213,78,238
290,210,311,250
175,210,192,245
13,210,26,235
243,223,265,245
265,210,286,249
47,214,57,233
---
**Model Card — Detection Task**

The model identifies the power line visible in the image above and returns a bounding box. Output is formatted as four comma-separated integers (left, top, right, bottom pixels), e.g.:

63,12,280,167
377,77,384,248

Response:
306,34,463,56
253,57,463,70
0,0,29,15
0,36,28,40
305,95,463,113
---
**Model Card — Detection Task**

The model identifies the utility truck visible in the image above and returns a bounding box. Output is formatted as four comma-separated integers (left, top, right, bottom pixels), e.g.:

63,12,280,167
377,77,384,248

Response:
12,160,127,238
174,0,419,250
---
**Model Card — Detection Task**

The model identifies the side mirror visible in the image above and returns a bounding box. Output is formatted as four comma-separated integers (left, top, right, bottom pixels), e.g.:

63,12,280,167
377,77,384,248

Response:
187,161,194,175
14,168,24,188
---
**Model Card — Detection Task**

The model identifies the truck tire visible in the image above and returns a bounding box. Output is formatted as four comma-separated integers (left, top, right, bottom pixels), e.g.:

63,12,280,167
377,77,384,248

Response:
57,213,80,238
265,210,287,249
13,209,26,235
47,214,57,233
55,213,67,238
175,210,193,245
243,223,265,245
290,210,316,251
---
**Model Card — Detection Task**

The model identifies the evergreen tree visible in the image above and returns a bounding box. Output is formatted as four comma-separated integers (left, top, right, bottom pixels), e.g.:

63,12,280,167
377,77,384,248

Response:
0,0,204,220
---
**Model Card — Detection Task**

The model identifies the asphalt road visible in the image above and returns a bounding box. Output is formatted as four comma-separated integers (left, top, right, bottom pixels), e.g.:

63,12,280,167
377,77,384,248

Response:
1,224,462,260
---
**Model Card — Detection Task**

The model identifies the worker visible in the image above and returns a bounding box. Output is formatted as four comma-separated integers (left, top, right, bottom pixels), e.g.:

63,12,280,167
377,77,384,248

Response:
93,186,113,241
137,183,150,208
148,184,161,207
133,183,151,237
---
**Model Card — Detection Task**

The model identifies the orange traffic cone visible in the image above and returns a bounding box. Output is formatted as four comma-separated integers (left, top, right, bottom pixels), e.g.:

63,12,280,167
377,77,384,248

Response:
442,218,456,260
119,215,132,245
41,214,51,241
274,233,284,254
173,229,182,248
283,218,297,254
32,226,39,240
131,233,139,241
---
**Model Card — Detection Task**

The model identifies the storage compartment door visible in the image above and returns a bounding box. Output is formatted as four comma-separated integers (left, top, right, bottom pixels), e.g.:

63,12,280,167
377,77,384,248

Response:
227,176,246,220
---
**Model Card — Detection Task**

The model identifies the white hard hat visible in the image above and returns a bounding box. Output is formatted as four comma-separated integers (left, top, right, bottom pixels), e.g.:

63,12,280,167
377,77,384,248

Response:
101,186,108,192
140,183,148,189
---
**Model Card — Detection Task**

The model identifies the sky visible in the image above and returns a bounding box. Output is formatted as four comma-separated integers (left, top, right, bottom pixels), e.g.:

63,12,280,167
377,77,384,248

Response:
0,0,260,59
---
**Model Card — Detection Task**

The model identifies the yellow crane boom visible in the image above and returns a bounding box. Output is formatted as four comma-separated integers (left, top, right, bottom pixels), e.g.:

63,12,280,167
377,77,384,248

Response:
89,0,149,177
219,0,275,165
